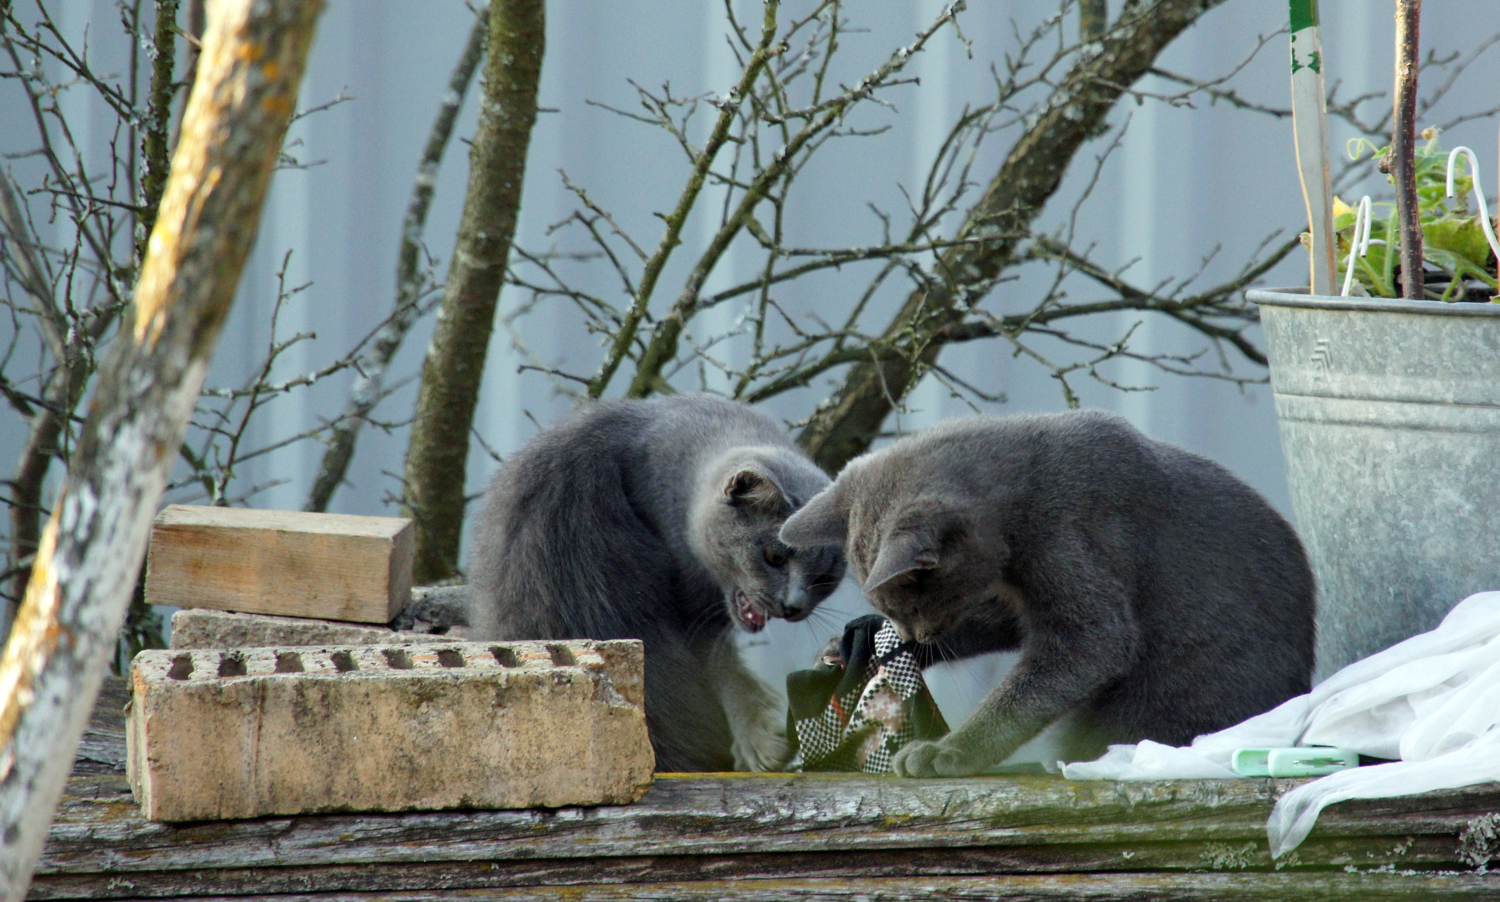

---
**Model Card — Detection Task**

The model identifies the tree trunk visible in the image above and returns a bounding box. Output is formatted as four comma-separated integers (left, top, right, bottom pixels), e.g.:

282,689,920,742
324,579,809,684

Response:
797,0,1227,473
401,0,545,583
1392,0,1424,300
0,2,321,898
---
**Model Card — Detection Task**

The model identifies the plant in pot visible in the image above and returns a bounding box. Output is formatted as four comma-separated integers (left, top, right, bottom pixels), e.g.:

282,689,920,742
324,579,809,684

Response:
1249,1,1500,681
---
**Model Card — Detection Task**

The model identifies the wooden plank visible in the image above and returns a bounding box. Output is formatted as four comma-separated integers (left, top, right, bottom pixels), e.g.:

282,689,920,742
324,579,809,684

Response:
25,835,1495,900
33,684,1500,900
26,871,1500,901
68,679,129,777
39,770,1500,876
145,505,414,623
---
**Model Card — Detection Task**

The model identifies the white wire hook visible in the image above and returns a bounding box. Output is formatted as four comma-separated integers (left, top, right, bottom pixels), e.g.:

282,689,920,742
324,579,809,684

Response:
1341,195,1374,297
1445,145,1500,267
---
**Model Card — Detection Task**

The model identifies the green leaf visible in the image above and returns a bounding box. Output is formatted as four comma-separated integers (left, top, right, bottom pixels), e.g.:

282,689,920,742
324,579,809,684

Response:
1424,245,1498,289
1423,216,1493,269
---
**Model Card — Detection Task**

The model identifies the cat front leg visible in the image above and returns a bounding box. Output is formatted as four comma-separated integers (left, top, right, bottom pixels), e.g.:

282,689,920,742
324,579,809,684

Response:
890,670,1066,779
890,737,974,778
890,658,1080,777
706,636,792,772
895,577,1140,777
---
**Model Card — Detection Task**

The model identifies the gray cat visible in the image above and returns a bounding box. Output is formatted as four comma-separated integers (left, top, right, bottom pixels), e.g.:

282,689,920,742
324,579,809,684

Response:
779,409,1315,777
468,393,846,772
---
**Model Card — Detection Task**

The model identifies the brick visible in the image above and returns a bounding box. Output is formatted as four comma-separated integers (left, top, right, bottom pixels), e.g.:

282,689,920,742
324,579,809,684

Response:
169,608,413,649
169,586,476,649
146,505,414,623
126,640,653,821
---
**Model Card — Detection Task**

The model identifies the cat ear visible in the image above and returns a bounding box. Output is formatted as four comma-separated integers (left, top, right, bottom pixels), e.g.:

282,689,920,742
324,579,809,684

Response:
864,531,939,592
724,466,789,514
779,486,847,547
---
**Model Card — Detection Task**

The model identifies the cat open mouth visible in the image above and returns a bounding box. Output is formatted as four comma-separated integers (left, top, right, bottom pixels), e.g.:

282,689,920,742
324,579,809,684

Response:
734,590,768,632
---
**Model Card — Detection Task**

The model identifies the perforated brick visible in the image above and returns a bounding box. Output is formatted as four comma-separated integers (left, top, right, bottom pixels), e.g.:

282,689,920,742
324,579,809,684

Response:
126,640,653,821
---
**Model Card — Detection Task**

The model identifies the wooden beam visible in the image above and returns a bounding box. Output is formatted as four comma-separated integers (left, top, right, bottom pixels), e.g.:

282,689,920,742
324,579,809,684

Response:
38,770,1500,878
28,869,1500,901
31,691,1500,900
146,505,413,623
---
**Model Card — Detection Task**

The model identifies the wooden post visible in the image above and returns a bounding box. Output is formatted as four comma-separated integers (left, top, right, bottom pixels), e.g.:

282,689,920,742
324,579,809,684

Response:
0,2,322,898
1289,0,1336,296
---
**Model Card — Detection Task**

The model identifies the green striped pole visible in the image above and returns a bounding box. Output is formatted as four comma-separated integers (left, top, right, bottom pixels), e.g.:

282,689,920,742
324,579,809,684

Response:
1290,0,1336,295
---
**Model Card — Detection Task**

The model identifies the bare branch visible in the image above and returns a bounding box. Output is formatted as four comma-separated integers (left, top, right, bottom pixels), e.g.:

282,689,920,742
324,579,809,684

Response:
621,1,969,398
796,0,1232,473
587,1,787,398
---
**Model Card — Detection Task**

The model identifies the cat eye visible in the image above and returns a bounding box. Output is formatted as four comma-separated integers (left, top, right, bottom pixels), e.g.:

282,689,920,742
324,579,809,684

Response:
763,546,789,568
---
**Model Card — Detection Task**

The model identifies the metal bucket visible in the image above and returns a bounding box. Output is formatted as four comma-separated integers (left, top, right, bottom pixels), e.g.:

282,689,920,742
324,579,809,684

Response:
1250,289,1500,680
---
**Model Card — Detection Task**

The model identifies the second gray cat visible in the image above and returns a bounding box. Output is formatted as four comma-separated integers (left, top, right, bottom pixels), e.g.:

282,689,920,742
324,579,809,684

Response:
468,394,845,772
780,410,1315,777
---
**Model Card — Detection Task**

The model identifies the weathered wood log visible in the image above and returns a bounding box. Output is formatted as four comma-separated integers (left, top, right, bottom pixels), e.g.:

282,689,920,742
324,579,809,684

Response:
67,680,129,779
26,859,1500,901
146,505,414,623
28,682,1500,900
0,3,322,900
38,771,1500,875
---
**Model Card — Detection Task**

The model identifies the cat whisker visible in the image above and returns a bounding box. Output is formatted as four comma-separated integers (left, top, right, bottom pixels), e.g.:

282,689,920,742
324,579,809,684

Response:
799,605,848,637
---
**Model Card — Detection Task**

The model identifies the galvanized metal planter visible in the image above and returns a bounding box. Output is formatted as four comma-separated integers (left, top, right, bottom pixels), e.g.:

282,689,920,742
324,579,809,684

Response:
1250,288,1500,680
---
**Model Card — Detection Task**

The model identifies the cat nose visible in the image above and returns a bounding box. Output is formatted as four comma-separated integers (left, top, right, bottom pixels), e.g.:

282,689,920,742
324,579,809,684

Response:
782,588,812,621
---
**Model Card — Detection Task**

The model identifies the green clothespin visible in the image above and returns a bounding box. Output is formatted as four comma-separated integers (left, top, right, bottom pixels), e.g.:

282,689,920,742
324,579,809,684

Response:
1232,746,1359,777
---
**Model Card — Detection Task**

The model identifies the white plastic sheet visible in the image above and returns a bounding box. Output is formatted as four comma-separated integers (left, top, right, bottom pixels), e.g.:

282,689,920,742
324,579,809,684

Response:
1061,591,1500,856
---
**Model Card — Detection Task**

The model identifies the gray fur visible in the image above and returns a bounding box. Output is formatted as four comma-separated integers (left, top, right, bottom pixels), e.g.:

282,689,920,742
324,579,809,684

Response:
468,394,845,772
780,410,1315,777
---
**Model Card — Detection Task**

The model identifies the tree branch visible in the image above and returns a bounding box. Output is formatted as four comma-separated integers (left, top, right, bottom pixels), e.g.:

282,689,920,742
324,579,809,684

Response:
587,1,783,398
137,0,180,265
621,1,968,399
796,0,1229,473
1391,0,1423,299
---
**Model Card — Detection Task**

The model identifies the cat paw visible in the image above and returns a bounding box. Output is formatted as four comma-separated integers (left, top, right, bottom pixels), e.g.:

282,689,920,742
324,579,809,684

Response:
891,738,981,778
731,712,792,772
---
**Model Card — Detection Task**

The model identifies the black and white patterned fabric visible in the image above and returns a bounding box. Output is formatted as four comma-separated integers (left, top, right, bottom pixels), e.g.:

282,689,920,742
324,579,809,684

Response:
786,615,949,774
